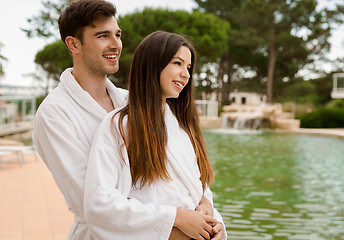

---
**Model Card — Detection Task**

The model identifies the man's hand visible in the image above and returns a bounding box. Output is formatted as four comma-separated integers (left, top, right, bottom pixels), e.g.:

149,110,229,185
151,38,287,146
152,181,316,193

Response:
195,195,213,216
168,227,191,240
211,222,225,240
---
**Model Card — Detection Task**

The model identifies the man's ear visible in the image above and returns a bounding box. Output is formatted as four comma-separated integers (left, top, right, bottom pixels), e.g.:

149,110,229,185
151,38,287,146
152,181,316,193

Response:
65,36,81,54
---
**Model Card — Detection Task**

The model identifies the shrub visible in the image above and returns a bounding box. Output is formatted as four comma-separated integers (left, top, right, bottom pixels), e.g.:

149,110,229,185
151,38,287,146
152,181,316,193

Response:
326,99,344,109
299,107,344,128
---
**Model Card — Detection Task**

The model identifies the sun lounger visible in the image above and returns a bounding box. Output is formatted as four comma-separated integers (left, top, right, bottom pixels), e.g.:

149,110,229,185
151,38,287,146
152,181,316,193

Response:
0,150,22,170
0,145,38,170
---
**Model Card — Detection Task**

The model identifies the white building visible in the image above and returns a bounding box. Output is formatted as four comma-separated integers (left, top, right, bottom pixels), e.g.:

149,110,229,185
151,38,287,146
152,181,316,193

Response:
229,91,266,105
0,84,44,97
331,73,344,99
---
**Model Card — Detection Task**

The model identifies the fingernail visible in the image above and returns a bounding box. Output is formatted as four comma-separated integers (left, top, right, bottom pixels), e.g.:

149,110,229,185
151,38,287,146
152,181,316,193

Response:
213,227,218,233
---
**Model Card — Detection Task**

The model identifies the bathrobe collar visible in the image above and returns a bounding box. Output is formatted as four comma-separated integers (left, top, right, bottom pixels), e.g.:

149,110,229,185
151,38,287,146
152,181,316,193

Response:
59,68,127,119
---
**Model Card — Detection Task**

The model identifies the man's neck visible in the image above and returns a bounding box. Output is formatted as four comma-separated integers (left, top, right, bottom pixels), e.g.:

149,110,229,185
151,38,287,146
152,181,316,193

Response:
72,68,115,112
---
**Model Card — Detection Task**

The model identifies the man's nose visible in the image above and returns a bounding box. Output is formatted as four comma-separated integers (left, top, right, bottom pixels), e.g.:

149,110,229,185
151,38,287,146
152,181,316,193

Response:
109,35,122,49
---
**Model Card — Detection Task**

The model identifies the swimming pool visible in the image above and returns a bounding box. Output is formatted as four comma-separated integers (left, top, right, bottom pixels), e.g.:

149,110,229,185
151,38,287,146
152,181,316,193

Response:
204,130,344,240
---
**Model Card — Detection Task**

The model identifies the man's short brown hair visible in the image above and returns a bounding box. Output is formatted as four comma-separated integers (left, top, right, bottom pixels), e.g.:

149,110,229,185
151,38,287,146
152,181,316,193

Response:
58,0,117,44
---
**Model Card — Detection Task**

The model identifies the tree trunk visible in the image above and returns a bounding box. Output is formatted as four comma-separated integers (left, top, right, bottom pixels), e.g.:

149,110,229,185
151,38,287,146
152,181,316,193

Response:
216,58,224,105
267,24,276,103
218,56,233,106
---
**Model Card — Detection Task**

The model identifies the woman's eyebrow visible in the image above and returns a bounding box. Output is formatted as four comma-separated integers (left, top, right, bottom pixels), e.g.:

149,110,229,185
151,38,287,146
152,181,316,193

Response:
173,56,185,62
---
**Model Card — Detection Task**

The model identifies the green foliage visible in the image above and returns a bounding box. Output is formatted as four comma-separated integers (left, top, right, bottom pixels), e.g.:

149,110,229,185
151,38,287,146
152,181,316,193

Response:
194,0,342,102
326,99,344,109
309,76,333,105
275,79,316,103
232,76,266,94
119,8,230,57
116,8,230,87
0,42,7,76
25,0,344,105
23,0,72,39
299,107,344,128
36,95,47,110
35,40,72,81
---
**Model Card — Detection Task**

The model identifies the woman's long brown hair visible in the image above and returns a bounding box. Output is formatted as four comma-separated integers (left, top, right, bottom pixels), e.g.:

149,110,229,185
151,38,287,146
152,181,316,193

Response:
116,31,213,190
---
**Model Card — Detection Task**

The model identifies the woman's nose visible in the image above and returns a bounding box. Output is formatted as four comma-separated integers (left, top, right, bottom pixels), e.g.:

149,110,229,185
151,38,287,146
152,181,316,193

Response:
181,67,190,79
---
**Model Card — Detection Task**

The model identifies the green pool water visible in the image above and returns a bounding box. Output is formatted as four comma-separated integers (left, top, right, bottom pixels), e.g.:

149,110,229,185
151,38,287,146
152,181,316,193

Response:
204,130,344,240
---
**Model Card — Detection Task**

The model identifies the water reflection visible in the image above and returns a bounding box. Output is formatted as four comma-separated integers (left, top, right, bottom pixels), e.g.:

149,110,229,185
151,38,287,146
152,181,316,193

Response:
204,131,344,240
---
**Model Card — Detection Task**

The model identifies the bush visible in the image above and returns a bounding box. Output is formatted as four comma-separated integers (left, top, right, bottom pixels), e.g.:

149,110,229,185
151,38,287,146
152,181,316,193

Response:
299,107,344,128
326,99,344,108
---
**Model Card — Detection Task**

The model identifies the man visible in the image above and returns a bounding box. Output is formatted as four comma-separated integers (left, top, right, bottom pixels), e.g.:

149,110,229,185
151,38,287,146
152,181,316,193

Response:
33,0,127,239
33,0,225,239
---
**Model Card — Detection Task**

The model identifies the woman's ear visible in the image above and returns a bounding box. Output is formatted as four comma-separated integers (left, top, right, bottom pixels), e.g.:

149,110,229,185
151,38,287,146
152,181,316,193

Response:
65,36,81,54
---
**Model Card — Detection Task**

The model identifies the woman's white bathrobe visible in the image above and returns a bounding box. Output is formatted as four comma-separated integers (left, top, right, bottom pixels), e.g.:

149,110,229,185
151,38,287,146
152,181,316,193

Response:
84,104,227,240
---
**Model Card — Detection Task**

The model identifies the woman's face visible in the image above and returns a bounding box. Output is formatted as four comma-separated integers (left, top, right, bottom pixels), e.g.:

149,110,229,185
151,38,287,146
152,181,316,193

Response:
160,46,192,103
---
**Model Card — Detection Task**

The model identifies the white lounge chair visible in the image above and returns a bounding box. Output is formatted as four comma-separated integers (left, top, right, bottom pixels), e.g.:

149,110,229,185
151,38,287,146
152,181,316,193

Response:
0,145,38,170
0,150,22,170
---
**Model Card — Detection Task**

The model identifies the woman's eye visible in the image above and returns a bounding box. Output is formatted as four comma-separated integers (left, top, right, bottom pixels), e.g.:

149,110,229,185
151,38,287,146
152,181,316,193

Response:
174,61,181,66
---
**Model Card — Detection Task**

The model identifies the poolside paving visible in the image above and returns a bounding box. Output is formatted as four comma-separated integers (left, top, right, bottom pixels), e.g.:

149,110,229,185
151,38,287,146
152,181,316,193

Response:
0,154,73,240
285,127,344,138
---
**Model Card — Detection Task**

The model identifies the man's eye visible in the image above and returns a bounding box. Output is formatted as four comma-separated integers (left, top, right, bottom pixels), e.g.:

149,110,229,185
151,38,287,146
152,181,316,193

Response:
98,35,107,38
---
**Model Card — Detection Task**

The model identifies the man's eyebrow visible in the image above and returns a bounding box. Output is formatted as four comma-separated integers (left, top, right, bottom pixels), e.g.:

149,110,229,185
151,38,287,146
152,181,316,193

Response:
94,30,110,36
94,29,122,36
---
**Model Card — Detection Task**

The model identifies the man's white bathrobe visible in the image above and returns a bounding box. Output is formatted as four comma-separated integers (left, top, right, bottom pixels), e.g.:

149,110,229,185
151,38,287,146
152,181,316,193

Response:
84,104,227,240
33,68,132,240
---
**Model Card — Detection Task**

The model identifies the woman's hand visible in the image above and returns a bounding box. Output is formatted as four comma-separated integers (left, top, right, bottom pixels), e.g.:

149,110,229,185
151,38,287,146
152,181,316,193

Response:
211,222,225,240
174,208,217,240
195,195,213,216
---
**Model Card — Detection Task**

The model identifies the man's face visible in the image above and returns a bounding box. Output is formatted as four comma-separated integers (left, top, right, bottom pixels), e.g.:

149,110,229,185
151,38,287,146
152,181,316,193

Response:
79,16,122,77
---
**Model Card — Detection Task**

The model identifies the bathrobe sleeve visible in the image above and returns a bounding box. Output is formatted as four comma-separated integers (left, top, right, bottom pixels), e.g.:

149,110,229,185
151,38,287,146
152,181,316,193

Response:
204,188,228,240
84,113,176,240
33,104,91,219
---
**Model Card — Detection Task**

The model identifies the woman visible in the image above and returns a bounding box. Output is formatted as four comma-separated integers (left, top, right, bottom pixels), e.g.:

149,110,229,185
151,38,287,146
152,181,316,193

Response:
84,31,226,240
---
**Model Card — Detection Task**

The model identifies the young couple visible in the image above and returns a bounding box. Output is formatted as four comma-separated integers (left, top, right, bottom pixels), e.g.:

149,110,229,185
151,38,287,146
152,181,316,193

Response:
33,0,227,239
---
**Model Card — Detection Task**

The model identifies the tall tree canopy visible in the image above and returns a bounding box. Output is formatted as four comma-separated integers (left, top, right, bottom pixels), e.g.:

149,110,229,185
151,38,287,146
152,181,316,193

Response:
25,0,343,103
35,40,72,82
116,8,230,87
194,0,344,103
25,3,230,89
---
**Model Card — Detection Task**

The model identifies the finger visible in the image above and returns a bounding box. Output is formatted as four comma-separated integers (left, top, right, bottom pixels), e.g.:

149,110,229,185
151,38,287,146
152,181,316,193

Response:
203,221,213,234
212,232,223,240
196,234,205,240
204,215,218,224
212,223,224,240
200,229,211,240
214,222,224,233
